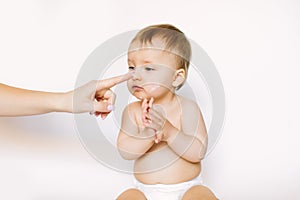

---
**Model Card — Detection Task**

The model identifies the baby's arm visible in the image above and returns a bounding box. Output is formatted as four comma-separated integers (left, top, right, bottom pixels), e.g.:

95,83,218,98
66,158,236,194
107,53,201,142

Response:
148,99,207,163
166,100,207,162
117,103,156,160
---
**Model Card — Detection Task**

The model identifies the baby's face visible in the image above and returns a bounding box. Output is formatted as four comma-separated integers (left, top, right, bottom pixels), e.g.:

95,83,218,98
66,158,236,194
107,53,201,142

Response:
127,46,179,100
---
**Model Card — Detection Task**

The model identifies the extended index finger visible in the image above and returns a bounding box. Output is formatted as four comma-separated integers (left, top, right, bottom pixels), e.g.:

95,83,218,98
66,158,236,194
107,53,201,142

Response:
97,72,133,89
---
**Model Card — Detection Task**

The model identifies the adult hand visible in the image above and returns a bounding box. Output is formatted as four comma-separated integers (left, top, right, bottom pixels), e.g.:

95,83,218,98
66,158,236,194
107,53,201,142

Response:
0,72,132,117
68,72,132,118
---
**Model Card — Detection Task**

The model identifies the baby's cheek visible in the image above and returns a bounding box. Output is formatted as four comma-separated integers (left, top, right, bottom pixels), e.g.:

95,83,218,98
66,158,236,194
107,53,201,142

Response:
135,93,148,100
146,84,161,93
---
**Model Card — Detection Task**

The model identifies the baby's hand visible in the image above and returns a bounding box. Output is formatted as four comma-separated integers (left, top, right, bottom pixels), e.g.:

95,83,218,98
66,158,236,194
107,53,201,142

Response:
147,105,166,143
141,98,153,126
154,130,163,143
141,98,161,143
141,98,171,143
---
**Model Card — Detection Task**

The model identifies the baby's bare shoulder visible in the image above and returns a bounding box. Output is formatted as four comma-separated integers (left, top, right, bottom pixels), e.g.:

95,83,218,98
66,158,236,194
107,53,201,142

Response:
123,101,142,117
126,101,141,110
177,95,200,111
121,101,142,128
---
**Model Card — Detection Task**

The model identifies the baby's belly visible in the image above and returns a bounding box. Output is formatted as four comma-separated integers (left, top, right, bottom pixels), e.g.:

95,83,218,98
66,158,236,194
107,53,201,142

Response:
134,142,201,184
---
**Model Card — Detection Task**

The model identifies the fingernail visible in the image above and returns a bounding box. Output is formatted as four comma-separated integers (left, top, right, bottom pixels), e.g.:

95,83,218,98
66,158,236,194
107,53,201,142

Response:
107,104,114,111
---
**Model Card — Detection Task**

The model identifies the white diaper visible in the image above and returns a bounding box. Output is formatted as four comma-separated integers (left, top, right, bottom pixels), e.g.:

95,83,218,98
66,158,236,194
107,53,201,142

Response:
134,176,203,200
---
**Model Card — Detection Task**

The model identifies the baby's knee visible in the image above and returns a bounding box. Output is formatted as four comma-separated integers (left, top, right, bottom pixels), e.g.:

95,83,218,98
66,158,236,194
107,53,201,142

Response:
182,185,218,200
117,188,147,200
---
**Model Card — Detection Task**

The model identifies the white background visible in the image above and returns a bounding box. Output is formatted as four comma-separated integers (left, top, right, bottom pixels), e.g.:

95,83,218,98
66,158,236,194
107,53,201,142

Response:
0,0,299,199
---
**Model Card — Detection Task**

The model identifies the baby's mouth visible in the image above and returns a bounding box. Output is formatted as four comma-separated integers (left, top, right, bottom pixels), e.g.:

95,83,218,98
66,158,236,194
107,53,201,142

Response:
132,85,144,91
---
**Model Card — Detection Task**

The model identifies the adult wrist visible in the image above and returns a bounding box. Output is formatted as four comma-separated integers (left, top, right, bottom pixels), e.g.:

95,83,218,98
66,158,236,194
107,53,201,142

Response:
53,92,73,113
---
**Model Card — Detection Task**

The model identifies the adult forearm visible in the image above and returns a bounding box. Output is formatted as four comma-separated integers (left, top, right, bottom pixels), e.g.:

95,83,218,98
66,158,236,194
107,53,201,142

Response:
0,84,71,116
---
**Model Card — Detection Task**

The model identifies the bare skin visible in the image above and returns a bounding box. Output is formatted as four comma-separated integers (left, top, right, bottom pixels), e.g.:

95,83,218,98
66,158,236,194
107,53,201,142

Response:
117,189,147,200
117,185,218,200
130,96,204,184
182,185,219,200
0,73,132,117
117,37,217,199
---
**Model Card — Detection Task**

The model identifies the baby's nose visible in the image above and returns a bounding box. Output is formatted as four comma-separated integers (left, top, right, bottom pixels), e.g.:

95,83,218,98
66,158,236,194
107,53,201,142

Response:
131,69,142,80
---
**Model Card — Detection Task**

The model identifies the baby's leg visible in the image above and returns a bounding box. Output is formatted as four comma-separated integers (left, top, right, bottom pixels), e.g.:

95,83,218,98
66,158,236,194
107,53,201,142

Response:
182,185,218,200
116,188,147,200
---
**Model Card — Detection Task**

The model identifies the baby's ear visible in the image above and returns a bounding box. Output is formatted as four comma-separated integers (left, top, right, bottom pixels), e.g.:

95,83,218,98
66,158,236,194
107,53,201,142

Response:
172,68,186,87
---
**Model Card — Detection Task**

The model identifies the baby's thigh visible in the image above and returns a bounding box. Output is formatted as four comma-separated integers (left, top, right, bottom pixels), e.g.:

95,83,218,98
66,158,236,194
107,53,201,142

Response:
182,185,218,200
116,188,147,200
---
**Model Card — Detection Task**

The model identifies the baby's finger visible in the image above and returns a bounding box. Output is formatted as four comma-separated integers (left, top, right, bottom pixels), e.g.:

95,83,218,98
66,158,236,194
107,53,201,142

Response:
142,98,147,112
141,99,147,123
155,131,163,143
145,120,162,131
149,97,154,108
143,116,152,126
148,109,163,122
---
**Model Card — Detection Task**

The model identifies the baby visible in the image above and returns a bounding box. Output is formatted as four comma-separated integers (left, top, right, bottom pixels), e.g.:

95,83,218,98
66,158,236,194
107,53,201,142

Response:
116,24,218,200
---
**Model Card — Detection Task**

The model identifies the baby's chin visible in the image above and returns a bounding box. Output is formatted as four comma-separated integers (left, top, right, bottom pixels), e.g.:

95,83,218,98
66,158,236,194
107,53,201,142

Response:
132,93,150,100
129,90,152,100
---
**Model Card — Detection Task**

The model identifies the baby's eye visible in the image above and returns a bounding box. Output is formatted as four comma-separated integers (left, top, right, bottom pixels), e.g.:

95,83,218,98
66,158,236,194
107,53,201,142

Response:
128,66,135,71
144,66,154,71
